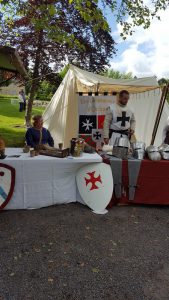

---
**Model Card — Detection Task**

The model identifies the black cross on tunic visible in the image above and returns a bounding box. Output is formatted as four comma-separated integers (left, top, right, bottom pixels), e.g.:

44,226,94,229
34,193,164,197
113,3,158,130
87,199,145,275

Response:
117,111,130,127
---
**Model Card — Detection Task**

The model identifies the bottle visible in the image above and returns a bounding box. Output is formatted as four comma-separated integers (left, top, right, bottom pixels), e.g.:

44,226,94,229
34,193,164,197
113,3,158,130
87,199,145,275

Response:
70,138,76,155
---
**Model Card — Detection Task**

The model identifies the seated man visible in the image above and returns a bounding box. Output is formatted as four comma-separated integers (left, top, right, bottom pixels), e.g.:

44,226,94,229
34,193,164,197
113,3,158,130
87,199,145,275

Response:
25,115,54,149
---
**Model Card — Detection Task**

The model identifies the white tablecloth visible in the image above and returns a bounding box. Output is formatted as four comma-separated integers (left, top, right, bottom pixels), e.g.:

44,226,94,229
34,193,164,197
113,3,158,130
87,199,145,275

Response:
2,148,102,209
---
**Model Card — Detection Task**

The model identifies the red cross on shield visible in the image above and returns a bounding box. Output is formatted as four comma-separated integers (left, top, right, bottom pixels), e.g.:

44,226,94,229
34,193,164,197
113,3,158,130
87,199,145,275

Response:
76,162,113,213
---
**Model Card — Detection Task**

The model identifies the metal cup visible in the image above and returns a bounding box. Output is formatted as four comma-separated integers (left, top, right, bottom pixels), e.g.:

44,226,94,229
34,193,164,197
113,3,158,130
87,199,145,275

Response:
23,146,30,153
30,150,35,157
58,143,63,150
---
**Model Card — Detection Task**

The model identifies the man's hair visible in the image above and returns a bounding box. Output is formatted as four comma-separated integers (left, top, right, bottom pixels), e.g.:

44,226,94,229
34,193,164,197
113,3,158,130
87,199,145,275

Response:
119,90,129,97
32,115,43,122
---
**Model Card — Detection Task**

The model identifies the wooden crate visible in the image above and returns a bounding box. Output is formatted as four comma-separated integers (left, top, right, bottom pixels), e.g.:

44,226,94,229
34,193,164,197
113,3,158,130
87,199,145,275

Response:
39,148,69,158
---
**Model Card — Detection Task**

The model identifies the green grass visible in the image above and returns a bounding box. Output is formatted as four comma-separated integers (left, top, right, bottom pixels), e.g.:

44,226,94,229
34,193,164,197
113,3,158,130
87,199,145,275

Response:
0,96,45,147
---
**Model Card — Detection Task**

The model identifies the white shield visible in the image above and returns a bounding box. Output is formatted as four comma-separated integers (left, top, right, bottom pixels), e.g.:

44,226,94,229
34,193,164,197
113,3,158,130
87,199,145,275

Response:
0,163,15,209
76,162,113,213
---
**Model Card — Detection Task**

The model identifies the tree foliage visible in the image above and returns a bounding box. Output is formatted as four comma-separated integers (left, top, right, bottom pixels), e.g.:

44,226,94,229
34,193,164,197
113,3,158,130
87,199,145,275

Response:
0,0,168,38
35,80,57,101
158,78,169,103
103,68,133,79
158,78,169,86
0,0,168,124
69,0,169,38
0,0,115,124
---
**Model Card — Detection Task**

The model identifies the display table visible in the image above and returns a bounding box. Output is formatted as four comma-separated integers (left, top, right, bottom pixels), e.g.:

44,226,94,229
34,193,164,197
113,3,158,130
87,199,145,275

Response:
2,148,102,209
103,156,169,207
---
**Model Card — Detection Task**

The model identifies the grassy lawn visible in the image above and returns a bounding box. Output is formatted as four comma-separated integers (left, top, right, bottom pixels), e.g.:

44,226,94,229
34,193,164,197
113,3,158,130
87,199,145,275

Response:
0,95,45,147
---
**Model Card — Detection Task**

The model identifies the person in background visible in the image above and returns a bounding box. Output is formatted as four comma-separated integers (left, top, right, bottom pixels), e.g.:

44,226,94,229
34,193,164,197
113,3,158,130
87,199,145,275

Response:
103,90,136,146
162,117,169,144
25,115,54,149
21,89,26,111
18,90,24,112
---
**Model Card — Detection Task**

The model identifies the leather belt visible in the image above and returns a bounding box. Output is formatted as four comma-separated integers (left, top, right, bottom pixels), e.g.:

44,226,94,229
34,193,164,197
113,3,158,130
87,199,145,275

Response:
109,129,129,139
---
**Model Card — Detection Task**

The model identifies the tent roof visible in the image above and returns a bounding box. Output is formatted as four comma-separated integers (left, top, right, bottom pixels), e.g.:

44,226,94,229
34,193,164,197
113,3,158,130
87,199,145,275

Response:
70,65,160,94
0,46,27,78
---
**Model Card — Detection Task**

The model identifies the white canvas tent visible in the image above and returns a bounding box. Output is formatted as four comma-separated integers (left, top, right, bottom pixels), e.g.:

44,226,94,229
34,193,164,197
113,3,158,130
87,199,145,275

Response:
43,65,169,148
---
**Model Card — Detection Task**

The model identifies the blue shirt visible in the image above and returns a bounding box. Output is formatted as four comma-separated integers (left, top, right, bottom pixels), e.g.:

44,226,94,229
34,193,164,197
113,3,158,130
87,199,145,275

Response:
25,127,54,147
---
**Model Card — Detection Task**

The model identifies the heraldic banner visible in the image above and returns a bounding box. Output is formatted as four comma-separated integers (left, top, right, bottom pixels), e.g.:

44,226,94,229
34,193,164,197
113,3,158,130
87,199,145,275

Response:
78,95,116,147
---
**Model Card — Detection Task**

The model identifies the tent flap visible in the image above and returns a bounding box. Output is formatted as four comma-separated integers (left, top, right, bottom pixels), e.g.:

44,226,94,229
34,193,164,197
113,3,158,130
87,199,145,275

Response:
43,69,78,148
70,65,159,94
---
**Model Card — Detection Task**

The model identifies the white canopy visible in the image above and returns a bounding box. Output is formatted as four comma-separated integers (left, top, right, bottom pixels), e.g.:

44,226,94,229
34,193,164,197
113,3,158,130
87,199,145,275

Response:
43,65,169,147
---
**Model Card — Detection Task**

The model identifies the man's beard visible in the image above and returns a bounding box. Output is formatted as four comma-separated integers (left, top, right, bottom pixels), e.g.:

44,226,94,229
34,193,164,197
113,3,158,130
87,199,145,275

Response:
118,101,127,107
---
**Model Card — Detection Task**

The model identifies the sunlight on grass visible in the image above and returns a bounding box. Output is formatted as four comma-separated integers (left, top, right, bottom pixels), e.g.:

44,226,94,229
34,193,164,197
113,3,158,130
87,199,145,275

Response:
0,96,45,147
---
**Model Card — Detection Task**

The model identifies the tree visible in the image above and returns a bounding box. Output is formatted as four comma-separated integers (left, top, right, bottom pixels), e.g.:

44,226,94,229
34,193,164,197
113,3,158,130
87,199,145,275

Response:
35,80,59,101
158,78,169,103
68,0,169,38
103,68,133,79
1,1,167,124
158,78,169,86
0,0,168,38
0,1,115,124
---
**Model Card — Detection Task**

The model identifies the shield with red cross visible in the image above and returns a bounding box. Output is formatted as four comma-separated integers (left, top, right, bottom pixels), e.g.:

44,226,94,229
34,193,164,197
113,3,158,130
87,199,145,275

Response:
0,163,15,210
76,163,113,213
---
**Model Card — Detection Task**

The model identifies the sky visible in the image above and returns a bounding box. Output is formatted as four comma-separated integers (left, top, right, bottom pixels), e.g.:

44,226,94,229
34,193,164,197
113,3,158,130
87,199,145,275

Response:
104,2,169,79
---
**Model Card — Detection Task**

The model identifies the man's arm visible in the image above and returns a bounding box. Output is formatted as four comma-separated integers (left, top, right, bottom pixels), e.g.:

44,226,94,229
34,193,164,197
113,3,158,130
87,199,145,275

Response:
25,129,36,147
103,107,113,144
47,130,54,147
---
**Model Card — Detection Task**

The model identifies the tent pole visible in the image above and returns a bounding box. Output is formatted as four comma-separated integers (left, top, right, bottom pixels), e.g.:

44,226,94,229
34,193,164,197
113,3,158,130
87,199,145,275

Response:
151,84,169,145
151,86,166,143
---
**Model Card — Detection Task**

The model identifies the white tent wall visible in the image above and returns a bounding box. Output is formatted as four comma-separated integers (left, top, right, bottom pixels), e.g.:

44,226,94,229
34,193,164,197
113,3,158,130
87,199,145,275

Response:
43,69,78,148
43,65,169,148
128,89,166,146
154,100,169,145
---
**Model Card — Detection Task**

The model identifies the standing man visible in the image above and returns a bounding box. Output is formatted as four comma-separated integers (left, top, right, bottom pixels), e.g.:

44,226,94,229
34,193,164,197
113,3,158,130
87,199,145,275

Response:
103,90,136,146
162,117,169,144
18,90,24,112
21,89,26,111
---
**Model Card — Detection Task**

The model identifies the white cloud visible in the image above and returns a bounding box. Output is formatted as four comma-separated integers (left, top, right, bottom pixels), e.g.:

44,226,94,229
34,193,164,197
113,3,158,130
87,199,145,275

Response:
111,7,169,78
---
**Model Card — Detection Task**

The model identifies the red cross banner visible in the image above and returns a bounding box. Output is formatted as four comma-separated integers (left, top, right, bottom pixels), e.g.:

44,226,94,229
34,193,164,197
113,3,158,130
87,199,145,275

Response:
78,95,115,147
